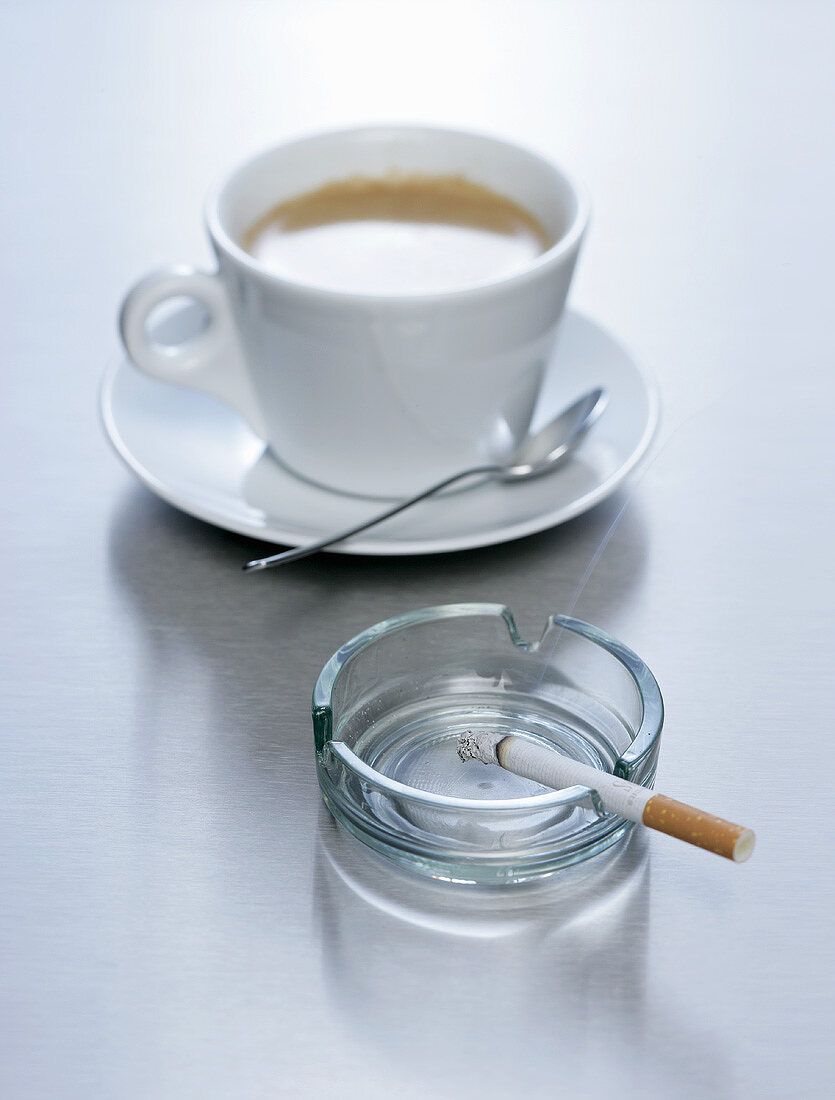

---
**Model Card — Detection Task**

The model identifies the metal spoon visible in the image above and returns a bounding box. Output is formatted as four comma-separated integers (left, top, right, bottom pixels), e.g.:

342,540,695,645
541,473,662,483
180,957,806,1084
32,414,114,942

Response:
243,386,607,572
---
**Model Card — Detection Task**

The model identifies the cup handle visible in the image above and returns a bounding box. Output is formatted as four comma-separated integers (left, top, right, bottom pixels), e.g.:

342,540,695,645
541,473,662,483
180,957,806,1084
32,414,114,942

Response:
118,265,267,438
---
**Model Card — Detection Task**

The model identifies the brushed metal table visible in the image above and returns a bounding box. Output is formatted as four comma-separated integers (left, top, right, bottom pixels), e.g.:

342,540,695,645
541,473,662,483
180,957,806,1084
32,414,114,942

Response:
2,2,833,1097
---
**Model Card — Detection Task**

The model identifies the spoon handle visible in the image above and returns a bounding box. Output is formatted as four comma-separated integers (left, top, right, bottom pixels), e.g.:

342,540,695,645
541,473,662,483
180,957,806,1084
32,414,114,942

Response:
243,464,501,571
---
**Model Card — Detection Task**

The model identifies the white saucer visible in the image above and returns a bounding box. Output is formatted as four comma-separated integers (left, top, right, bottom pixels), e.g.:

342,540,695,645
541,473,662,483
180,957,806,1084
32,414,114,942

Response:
100,312,659,555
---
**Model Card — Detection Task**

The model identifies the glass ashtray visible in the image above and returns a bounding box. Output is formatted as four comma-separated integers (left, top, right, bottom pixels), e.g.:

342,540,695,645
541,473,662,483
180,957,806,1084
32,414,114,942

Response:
312,604,663,884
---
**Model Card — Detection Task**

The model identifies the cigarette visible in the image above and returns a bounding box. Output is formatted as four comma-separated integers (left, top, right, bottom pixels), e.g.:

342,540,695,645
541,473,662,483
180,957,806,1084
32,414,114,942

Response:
456,732,755,863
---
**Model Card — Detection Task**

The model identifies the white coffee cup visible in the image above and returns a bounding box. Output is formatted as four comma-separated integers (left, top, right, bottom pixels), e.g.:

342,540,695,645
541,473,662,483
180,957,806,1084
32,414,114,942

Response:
119,125,588,498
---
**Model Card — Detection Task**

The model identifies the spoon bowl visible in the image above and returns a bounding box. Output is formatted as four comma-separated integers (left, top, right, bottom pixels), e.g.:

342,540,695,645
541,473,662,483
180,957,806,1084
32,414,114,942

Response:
500,387,607,480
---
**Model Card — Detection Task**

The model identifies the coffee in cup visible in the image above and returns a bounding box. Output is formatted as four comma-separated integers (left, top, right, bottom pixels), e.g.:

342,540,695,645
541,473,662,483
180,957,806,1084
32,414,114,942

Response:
242,174,551,295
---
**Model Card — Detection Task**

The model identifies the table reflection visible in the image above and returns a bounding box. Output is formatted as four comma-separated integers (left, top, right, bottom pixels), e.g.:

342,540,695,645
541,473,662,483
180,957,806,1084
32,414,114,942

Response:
315,815,731,1097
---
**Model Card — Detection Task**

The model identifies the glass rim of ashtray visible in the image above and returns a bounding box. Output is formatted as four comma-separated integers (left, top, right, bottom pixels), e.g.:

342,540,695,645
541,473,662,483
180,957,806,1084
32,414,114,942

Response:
313,603,664,814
